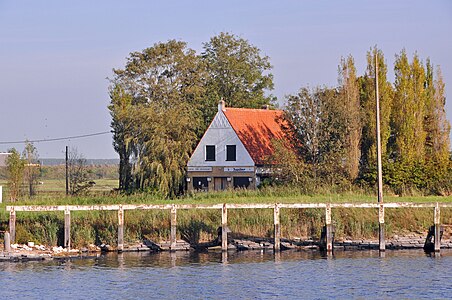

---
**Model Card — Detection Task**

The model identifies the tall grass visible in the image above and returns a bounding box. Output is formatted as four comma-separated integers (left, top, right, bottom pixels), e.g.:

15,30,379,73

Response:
1,188,451,248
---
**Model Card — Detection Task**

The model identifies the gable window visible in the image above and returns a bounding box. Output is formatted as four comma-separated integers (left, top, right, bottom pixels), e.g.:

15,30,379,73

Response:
226,145,236,161
205,145,216,161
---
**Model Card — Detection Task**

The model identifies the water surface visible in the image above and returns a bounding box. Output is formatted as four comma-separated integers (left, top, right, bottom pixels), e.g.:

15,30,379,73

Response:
1,250,451,299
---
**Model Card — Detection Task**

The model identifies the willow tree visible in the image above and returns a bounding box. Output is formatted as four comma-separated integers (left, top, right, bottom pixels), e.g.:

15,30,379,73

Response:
359,47,393,183
109,40,206,196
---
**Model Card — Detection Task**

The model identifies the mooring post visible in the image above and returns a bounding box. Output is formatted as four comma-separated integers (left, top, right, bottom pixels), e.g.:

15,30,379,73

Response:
221,203,228,251
118,205,124,252
170,205,177,251
274,203,281,251
325,203,333,252
434,203,441,252
64,208,71,249
4,232,11,253
9,208,16,244
379,203,385,252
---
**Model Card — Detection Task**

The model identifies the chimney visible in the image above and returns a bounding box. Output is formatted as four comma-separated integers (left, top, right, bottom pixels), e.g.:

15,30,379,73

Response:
218,99,226,112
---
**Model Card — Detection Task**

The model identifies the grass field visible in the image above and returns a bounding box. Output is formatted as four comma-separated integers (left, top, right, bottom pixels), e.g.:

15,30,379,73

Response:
0,179,118,195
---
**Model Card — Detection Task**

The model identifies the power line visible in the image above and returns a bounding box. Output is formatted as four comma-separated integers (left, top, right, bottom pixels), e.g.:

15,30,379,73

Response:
0,131,111,145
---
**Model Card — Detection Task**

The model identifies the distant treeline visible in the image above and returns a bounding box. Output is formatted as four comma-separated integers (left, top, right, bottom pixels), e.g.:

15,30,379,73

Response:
40,158,119,166
39,165,118,180
109,32,451,197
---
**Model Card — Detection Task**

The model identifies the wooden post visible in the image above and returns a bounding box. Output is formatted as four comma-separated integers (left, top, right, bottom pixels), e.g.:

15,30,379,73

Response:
64,208,71,249
434,203,441,252
4,232,10,253
9,208,16,244
170,205,177,251
325,203,333,252
274,204,280,251
118,205,124,252
221,203,228,251
65,146,69,196
379,203,385,252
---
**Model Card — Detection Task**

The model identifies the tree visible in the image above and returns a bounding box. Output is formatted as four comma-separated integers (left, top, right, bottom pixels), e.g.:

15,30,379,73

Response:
67,147,93,195
424,61,450,162
202,32,274,113
109,85,133,191
6,148,25,202
391,50,426,164
109,40,206,197
285,86,346,185
22,141,40,197
337,55,361,181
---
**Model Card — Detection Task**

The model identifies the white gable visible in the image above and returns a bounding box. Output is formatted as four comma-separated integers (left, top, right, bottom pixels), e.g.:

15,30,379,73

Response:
188,111,254,167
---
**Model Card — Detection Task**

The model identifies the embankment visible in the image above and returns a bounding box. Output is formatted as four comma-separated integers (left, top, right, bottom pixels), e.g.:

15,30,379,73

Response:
1,205,451,249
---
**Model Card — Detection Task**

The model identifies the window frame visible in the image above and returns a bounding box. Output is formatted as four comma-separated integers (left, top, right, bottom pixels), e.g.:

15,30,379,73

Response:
205,145,216,161
226,145,237,161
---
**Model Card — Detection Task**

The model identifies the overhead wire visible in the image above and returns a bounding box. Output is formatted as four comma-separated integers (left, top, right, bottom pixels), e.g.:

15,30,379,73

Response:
0,131,111,145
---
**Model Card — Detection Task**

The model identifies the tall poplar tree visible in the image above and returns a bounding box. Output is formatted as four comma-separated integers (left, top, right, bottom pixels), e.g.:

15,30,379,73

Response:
391,50,426,164
424,61,450,162
338,55,361,181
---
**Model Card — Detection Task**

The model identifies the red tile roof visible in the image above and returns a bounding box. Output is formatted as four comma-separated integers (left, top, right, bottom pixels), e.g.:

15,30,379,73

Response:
223,107,288,165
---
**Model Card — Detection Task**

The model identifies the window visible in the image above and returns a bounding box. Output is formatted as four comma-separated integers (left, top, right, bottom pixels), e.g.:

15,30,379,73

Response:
193,177,209,191
205,145,215,161
226,145,236,161
233,177,251,188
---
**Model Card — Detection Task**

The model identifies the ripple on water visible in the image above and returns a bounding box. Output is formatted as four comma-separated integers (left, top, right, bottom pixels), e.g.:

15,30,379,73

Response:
1,250,452,299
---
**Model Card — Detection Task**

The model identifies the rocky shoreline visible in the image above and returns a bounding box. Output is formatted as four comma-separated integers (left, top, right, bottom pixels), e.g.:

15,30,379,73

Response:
2,231,452,262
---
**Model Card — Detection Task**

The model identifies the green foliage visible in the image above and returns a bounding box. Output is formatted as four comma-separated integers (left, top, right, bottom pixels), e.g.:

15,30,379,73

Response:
338,55,361,181
22,141,40,197
109,33,275,198
6,148,25,202
391,50,426,164
284,48,450,196
284,86,349,186
202,32,274,111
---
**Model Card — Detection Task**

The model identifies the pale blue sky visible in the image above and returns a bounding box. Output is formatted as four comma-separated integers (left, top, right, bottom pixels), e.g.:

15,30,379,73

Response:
1,0,451,158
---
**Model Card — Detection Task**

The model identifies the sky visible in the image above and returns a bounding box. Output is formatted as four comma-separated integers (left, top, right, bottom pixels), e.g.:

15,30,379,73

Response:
0,0,451,159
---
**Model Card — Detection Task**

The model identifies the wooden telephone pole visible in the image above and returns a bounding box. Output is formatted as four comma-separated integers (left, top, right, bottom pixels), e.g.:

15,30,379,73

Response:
375,52,385,252
65,146,69,195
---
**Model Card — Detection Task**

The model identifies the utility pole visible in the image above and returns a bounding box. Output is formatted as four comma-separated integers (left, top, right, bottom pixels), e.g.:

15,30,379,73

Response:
375,52,385,252
65,146,69,196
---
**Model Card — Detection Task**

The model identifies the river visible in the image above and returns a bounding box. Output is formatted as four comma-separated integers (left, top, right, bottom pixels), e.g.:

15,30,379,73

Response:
1,250,451,299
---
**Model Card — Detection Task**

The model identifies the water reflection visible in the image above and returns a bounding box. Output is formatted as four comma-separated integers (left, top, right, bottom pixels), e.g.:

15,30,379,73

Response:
1,250,452,299
2,249,451,272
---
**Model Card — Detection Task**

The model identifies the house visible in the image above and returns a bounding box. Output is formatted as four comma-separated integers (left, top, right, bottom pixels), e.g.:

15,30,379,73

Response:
186,100,289,191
